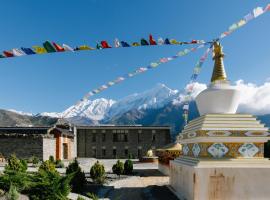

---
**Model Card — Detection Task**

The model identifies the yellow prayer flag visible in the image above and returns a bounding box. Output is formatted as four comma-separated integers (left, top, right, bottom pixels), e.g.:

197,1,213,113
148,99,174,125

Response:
32,46,47,54
79,45,94,50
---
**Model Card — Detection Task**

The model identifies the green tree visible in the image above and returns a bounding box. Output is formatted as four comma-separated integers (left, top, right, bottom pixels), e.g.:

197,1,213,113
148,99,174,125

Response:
124,159,133,175
112,160,124,177
90,161,105,184
66,159,86,192
38,160,56,173
5,154,27,172
28,170,71,200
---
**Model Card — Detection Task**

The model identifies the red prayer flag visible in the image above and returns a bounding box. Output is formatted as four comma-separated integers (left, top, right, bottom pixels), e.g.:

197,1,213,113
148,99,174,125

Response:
3,51,14,57
101,41,111,48
149,34,157,45
52,42,65,52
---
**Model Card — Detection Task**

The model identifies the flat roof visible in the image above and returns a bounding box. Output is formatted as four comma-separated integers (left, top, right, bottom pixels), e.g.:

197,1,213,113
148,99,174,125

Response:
76,125,171,130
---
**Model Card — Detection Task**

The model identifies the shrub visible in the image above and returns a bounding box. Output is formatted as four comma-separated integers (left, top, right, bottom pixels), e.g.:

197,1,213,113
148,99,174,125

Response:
49,155,55,163
87,192,99,200
112,160,124,177
66,159,86,193
90,161,105,184
124,159,133,175
6,184,19,200
5,155,27,173
32,156,40,166
20,160,28,172
28,170,71,200
77,196,85,200
55,159,65,168
38,160,56,173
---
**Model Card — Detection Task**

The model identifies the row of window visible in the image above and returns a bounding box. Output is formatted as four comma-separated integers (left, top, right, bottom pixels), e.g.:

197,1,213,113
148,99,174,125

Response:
90,133,156,142
91,148,144,158
86,129,157,134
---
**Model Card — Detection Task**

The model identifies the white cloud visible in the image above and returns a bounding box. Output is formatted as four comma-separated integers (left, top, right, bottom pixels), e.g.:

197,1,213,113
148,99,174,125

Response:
235,80,270,115
185,80,270,115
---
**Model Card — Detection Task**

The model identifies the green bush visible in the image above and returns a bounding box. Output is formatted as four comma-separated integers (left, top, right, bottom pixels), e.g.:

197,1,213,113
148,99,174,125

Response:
124,159,133,175
77,196,85,200
49,155,55,163
55,159,65,168
66,159,86,193
5,155,27,172
6,184,19,200
32,156,40,166
87,192,99,200
90,161,105,184
28,170,71,200
0,170,31,193
38,160,56,173
112,160,124,177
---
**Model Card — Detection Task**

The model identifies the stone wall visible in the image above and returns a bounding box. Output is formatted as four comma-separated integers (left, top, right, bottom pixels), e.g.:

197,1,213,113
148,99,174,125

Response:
43,137,56,161
0,136,43,160
77,127,171,159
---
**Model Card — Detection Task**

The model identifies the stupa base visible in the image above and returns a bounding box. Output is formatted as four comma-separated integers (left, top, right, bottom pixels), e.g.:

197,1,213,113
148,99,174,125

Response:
170,156,270,200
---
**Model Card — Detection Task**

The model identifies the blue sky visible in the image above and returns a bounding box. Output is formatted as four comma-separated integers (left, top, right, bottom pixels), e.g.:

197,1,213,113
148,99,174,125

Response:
0,0,270,113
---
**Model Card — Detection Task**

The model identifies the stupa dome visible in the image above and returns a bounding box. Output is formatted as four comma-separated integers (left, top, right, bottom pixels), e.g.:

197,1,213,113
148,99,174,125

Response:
195,42,241,116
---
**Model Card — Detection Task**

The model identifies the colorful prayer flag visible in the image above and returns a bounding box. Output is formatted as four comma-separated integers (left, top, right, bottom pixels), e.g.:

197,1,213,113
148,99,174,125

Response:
149,34,157,45
32,46,47,54
253,7,264,18
52,42,65,52
79,45,94,50
157,37,164,45
114,38,121,47
140,38,149,46
132,42,140,46
63,44,74,51
12,48,26,56
101,41,111,48
21,47,36,55
43,41,56,53
3,51,14,57
121,41,130,47
164,38,171,44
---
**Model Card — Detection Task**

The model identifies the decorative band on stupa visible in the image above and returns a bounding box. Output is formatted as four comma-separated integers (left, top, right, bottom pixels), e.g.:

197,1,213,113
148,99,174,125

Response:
177,42,270,159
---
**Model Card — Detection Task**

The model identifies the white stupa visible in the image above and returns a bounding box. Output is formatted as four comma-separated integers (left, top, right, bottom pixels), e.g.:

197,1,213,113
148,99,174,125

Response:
195,42,241,115
170,42,270,200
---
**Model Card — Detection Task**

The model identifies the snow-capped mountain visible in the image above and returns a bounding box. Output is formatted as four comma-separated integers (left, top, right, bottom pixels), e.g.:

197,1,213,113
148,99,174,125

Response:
41,83,180,123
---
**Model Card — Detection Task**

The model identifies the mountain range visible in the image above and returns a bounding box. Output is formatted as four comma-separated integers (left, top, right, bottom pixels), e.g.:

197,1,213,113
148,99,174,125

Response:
2,83,270,137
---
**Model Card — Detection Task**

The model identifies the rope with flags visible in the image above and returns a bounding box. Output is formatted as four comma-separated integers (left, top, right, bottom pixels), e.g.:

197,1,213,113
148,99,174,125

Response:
181,4,270,125
0,36,206,59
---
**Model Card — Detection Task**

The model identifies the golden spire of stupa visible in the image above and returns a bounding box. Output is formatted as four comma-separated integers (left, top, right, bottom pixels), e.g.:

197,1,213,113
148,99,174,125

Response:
211,42,227,83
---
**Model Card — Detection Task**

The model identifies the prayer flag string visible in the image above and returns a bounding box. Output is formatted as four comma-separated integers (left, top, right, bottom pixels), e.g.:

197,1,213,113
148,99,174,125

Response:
181,3,270,125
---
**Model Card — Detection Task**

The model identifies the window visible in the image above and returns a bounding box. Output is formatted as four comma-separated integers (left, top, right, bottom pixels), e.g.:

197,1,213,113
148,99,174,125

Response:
92,147,96,158
92,129,96,133
152,132,156,142
102,149,106,157
113,133,128,142
125,148,129,157
102,133,106,142
102,130,106,133
137,148,142,158
113,149,117,158
138,132,142,143
92,133,96,142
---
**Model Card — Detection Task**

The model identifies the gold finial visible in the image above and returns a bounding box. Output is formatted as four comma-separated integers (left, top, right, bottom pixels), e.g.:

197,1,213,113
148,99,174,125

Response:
211,42,227,83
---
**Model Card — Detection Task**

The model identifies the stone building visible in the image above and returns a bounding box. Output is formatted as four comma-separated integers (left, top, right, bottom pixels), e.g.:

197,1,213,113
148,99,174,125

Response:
76,125,171,159
0,125,75,161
